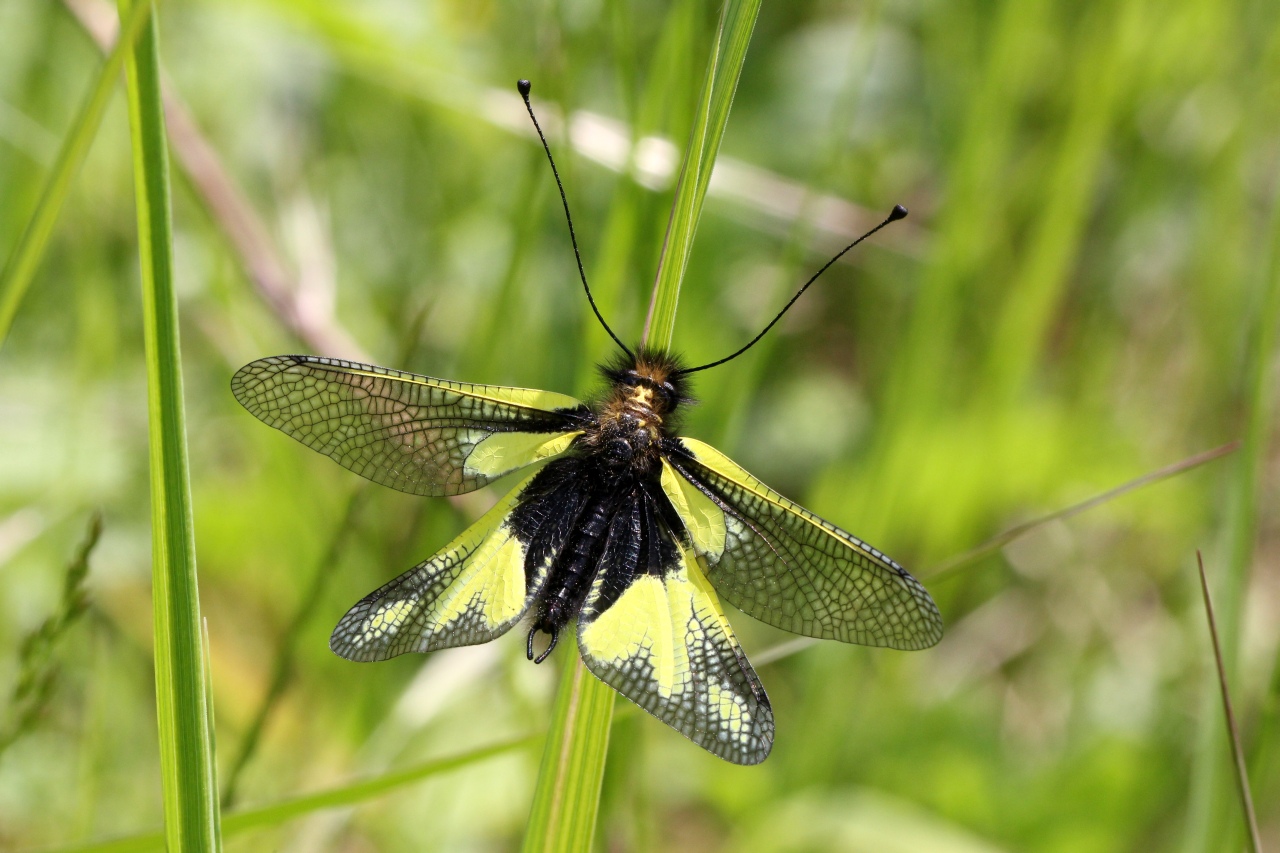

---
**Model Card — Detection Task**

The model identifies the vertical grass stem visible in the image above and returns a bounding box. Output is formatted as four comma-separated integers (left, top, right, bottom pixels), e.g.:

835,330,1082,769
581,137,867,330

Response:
523,2,759,849
118,0,222,849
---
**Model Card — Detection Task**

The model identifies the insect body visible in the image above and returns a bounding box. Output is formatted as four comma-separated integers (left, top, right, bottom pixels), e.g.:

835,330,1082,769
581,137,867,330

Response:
231,80,942,764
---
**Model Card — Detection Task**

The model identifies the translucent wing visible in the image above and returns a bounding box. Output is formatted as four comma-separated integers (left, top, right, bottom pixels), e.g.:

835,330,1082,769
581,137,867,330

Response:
232,355,587,496
577,491,774,765
331,469,543,661
662,438,943,651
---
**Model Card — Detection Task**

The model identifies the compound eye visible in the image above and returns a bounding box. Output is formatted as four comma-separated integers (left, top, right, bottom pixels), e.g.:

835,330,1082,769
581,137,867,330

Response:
622,371,643,386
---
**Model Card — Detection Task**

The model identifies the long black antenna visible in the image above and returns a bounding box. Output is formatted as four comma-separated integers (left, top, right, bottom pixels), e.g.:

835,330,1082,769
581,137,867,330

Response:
518,79,633,359
676,204,908,376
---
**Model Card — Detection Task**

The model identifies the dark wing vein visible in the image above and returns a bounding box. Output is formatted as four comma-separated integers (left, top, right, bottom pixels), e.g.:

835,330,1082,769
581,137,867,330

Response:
667,440,943,651
577,488,774,765
232,355,586,496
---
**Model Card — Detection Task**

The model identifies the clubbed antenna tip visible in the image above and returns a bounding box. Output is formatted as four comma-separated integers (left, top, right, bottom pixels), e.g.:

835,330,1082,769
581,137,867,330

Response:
675,201,910,376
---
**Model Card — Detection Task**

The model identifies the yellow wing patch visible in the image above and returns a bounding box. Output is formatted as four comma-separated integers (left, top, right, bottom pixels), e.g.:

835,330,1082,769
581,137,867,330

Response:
231,355,584,497
426,531,528,630
671,437,944,650
578,544,774,764
677,439,788,507
330,469,539,661
580,575,687,698
337,365,582,412
466,430,582,479
660,460,727,559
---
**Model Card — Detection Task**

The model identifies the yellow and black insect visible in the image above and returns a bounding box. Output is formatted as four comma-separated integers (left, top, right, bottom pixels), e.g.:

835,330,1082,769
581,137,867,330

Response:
232,80,941,765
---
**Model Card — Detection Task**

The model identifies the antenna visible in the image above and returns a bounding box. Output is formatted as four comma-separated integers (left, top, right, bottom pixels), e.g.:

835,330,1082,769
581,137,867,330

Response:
676,204,908,376
518,79,633,360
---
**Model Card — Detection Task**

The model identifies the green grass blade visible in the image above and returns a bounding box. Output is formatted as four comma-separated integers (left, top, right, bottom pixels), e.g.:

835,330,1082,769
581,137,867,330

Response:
117,1,221,850
523,4,759,850
41,734,543,853
521,657,618,853
645,0,761,348
0,0,151,351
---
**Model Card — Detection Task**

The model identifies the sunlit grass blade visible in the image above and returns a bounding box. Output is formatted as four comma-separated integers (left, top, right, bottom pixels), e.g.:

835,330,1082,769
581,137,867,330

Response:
117,0,221,849
522,3,759,850
0,0,151,351
44,734,543,853
522,656,618,853
1195,552,1263,853
645,0,761,345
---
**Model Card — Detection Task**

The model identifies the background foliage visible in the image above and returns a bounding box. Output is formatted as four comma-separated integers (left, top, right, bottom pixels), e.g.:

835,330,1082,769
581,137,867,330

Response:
1,0,1278,850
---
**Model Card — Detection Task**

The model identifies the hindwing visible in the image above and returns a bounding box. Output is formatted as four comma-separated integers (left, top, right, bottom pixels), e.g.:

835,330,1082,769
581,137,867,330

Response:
330,469,546,661
232,355,586,496
577,488,774,765
663,438,943,651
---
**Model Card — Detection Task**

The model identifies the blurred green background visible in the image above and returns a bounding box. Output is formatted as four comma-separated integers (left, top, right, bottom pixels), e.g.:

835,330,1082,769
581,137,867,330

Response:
1,0,1278,850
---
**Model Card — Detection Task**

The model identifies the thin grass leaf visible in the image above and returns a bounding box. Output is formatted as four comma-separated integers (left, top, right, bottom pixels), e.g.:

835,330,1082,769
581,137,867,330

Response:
753,440,1241,668
0,0,151,351
645,0,761,347
117,0,221,849
1195,552,1264,853
522,656,618,853
41,734,544,853
927,441,1240,581
523,4,759,850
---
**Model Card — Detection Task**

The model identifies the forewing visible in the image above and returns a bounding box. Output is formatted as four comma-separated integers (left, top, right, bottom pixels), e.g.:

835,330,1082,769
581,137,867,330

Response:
232,355,586,496
331,469,542,661
577,492,774,765
663,438,943,651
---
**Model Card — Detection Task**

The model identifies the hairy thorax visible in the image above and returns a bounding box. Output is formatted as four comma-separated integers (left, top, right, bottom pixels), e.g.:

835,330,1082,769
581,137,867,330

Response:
581,351,687,472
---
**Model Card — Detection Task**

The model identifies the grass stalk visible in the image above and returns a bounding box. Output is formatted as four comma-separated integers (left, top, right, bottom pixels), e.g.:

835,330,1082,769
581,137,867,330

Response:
117,0,221,849
43,734,544,853
0,0,151,351
644,0,761,345
926,441,1239,581
521,656,618,853
1195,552,1263,853
523,2,759,849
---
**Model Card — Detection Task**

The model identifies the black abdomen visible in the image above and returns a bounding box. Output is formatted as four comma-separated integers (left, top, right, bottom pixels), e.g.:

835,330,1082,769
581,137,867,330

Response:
538,493,615,631
507,455,639,662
